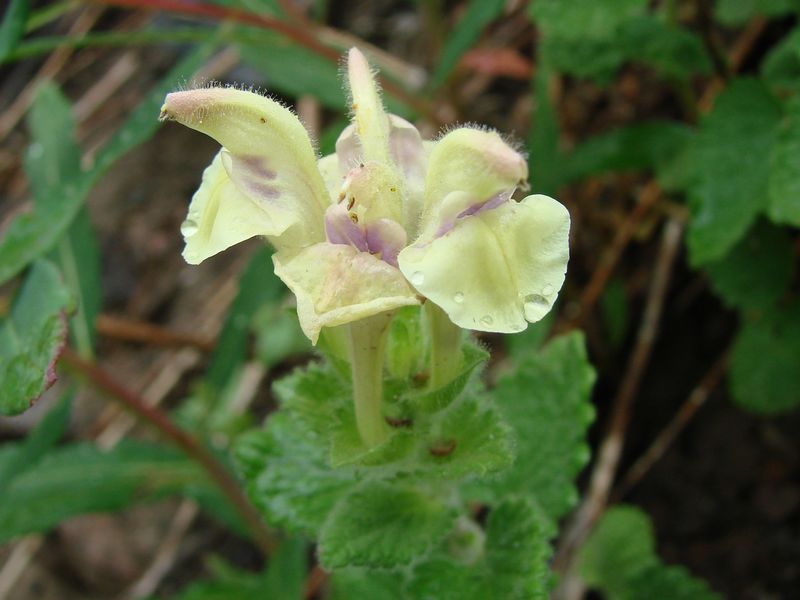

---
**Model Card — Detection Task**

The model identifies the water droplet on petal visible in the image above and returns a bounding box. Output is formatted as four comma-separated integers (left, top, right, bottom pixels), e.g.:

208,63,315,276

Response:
411,271,425,286
542,284,554,295
453,292,464,304
523,294,549,320
480,315,493,327
180,219,199,236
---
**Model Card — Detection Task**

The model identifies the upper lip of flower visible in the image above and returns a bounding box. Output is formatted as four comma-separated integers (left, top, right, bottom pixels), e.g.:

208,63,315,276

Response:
160,47,571,342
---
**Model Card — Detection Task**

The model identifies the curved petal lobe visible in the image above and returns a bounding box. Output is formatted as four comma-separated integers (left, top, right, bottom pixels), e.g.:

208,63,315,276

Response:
398,195,570,333
273,244,420,344
161,87,329,247
182,151,282,264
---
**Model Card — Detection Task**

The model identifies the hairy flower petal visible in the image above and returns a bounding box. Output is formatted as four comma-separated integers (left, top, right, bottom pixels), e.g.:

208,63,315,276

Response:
273,244,420,344
398,194,569,333
423,127,528,215
161,87,329,250
181,151,284,264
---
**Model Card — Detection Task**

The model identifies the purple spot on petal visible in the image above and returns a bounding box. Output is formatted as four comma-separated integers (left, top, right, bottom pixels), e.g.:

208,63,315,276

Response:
325,204,368,252
246,181,281,200
240,155,278,180
366,219,407,268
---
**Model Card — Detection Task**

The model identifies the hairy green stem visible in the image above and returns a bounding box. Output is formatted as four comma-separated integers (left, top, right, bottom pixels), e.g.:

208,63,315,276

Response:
425,302,462,389
347,313,393,448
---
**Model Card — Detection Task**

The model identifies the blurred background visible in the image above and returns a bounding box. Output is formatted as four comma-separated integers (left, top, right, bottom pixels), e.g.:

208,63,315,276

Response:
0,0,798,598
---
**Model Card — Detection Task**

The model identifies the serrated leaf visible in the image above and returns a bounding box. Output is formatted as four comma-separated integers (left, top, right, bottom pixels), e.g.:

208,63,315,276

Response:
0,44,214,286
0,0,29,62
704,220,793,312
409,498,551,600
579,506,720,600
318,481,456,569
235,411,355,535
767,95,800,226
429,0,506,89
729,305,800,414
684,79,781,265
467,333,596,525
0,440,217,541
716,0,800,25
0,260,73,415
329,569,405,600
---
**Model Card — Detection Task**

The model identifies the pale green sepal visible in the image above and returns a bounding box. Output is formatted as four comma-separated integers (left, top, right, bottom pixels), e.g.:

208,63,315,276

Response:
398,195,569,333
423,127,528,213
161,87,329,247
182,151,286,264
273,243,420,344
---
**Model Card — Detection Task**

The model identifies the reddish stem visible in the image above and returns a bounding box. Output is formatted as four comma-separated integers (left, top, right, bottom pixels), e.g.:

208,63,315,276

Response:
60,347,275,558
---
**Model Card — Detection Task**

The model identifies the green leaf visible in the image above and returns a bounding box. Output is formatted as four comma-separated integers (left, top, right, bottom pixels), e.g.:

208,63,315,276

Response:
0,260,73,416
329,569,405,600
468,333,596,525
729,305,800,414
716,0,800,25
237,30,345,109
578,506,720,600
767,95,800,226
703,220,793,312
56,210,102,357
762,27,800,92
562,121,692,184
409,498,551,600
24,83,80,209
429,0,506,89
530,0,647,40
0,0,29,62
0,393,71,493
207,246,286,388
684,79,782,265
0,44,213,286
318,480,456,569
235,411,355,536
24,83,102,357
163,538,307,600
529,66,562,196
0,440,217,541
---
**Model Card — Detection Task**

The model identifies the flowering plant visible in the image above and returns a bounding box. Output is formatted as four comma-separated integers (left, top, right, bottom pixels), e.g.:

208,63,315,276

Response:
161,47,570,448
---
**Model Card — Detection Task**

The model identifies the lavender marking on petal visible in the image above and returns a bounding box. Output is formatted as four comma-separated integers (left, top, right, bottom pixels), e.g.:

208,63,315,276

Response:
456,191,510,219
245,181,281,200
366,219,407,268
325,204,368,252
239,155,277,180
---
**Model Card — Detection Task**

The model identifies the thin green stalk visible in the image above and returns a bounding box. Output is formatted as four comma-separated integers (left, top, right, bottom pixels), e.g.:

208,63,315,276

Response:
425,302,462,389
347,313,393,448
